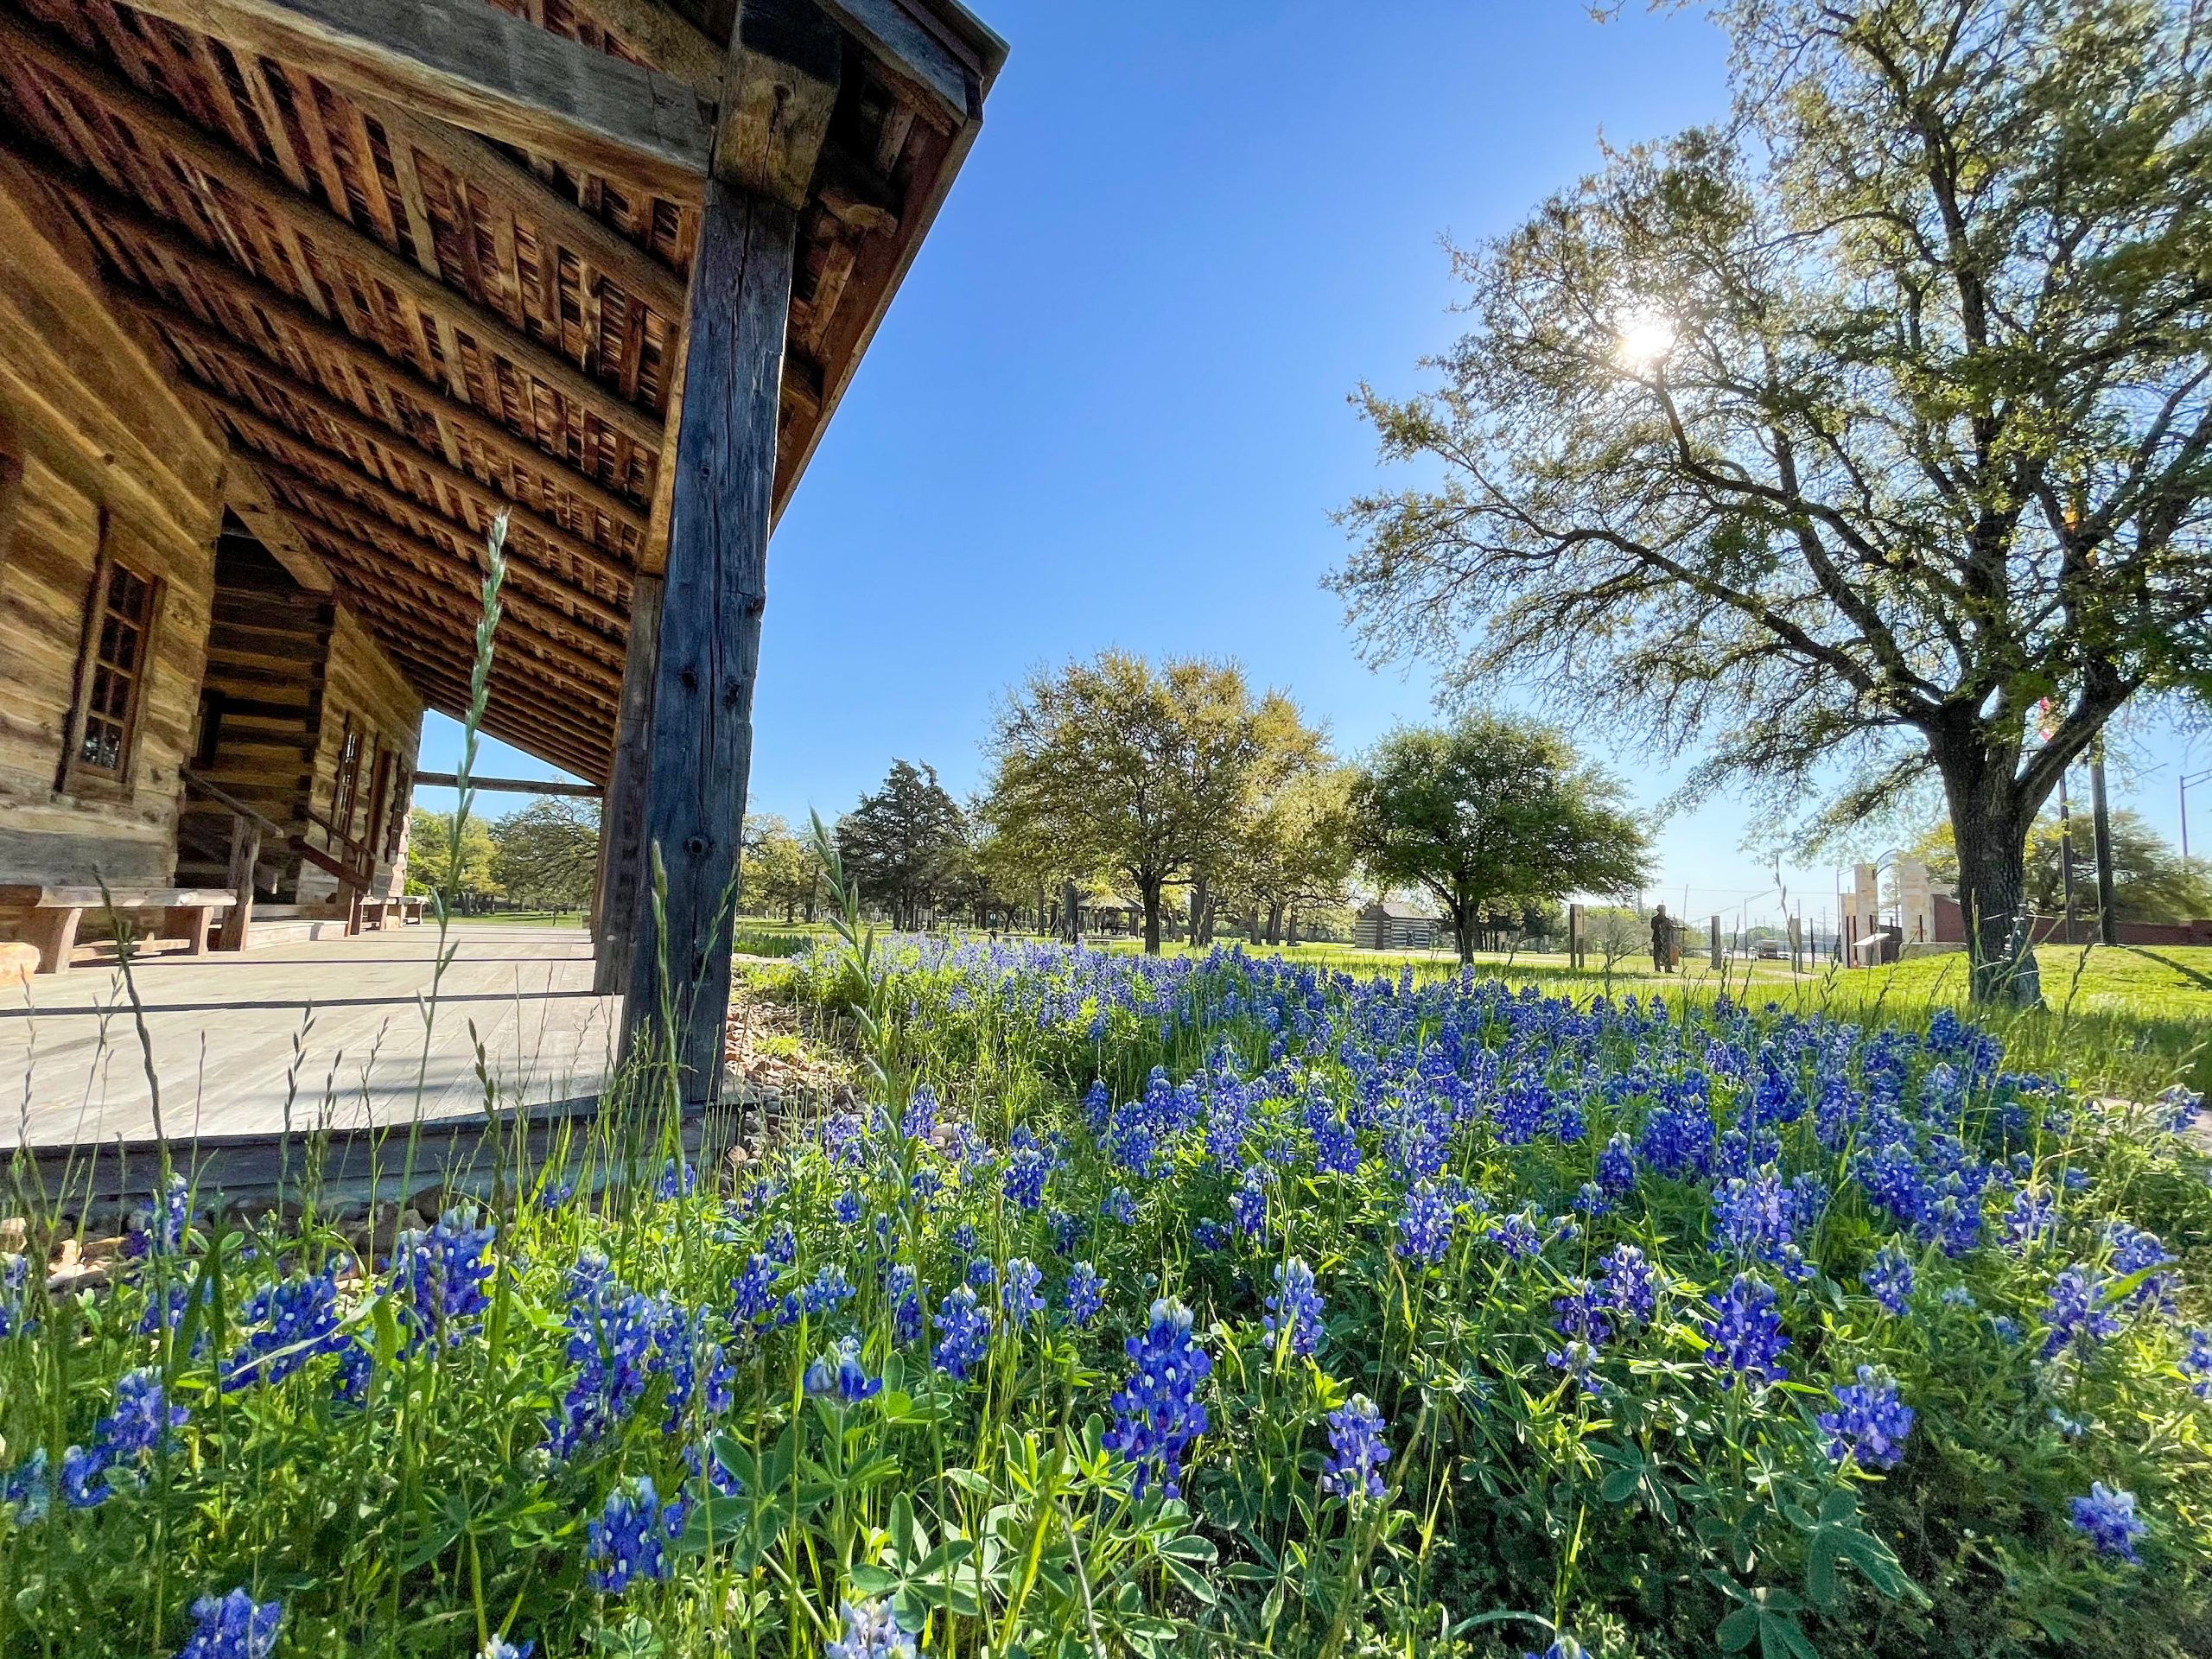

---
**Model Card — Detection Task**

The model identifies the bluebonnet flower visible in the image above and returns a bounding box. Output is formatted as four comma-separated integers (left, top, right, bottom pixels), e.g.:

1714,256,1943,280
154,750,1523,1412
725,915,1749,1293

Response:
1004,1145,1050,1211
803,1265,855,1316
886,1263,924,1344
2043,1265,2120,1359
2106,1222,2177,1311
391,1206,495,1350
124,1173,191,1261
933,1287,991,1381
655,1158,696,1199
2,1449,50,1524
1230,1166,1269,1237
173,1586,282,1659
1701,1274,1789,1388
732,1255,793,1331
824,1598,915,1659
822,1110,867,1166
1638,1098,1715,1179
0,1252,28,1338
1065,1261,1105,1327
1938,1286,1977,1309
63,1367,188,1505
1192,1218,1230,1252
1262,1258,1324,1358
2006,1185,2056,1248
1862,1246,1914,1315
586,1475,687,1592
1991,1314,2023,1344
1572,1181,1611,1217
832,1190,865,1227
900,1084,939,1141
333,1341,372,1406
2069,1483,2146,1562
804,1333,882,1406
1104,1297,1211,1498
965,1255,997,1290
479,1639,534,1659
2183,1328,2212,1399
223,1268,346,1391
1319,1395,1390,1501
1396,1182,1458,1267
767,1224,798,1266
547,1262,659,1456
1309,1105,1361,1176
1600,1245,1656,1324
1818,1367,1914,1470
1001,1257,1045,1327
1484,1211,1544,1262
1101,1187,1137,1226
1049,1208,1084,1255
1595,1134,1637,1197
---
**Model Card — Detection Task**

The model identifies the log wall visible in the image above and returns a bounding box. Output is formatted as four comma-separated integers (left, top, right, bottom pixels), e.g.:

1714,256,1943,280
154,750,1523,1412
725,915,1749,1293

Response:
0,156,223,893
296,607,424,903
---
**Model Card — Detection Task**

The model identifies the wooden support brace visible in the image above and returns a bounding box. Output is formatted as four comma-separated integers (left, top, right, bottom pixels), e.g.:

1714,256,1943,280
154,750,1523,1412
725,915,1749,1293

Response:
220,814,261,950
594,571,661,995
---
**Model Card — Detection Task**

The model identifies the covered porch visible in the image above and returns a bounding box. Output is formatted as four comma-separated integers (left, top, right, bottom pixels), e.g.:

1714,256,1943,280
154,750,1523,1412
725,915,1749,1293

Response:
1,922,614,1148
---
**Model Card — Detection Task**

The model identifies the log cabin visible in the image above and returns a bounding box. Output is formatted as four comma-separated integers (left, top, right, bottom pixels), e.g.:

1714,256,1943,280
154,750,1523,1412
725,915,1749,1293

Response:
0,0,1004,1100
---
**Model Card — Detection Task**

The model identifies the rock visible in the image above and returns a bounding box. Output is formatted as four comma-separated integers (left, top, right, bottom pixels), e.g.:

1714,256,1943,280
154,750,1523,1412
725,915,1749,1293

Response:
0,941,36,988
79,1236,126,1266
46,1263,109,1296
0,1217,27,1254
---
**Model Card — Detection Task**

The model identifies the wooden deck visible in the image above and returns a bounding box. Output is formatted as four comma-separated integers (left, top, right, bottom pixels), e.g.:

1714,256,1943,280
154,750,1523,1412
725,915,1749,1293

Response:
1,925,616,1148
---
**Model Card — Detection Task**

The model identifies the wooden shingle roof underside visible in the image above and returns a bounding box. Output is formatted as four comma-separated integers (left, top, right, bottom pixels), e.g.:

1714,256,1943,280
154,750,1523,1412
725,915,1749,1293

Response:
0,0,1001,784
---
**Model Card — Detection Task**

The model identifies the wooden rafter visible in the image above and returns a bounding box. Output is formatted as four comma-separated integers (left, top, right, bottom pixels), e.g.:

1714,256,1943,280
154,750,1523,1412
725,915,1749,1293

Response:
5,139,653,542
0,10,667,450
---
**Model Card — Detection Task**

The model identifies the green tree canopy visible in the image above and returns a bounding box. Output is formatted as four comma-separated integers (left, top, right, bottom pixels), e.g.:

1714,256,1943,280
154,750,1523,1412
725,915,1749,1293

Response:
489,798,599,912
404,805,499,905
1332,0,2212,1002
836,760,969,931
1906,805,2212,925
1350,714,1651,965
740,814,822,923
983,652,1306,953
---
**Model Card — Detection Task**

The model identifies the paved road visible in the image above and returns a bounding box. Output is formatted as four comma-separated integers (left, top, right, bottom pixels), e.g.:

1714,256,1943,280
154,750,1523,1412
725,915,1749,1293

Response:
1,926,616,1147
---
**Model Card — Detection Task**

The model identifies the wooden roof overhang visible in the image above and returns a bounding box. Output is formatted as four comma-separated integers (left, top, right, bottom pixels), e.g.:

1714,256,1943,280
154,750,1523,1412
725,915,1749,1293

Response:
0,0,1003,785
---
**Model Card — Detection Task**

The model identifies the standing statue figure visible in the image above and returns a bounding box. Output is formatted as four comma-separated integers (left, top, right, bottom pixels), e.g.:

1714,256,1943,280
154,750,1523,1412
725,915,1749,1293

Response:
1649,905,1675,974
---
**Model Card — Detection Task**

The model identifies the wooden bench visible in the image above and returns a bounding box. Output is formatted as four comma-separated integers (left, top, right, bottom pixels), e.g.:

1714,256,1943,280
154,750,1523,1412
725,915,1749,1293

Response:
397,894,429,925
0,885,239,975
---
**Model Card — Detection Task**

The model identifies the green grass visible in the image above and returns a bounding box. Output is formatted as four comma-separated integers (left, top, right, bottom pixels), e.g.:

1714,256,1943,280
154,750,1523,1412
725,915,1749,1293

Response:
1052,937,2212,1098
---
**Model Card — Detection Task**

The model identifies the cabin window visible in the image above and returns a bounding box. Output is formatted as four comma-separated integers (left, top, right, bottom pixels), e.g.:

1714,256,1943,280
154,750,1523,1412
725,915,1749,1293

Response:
63,544,160,790
331,716,364,844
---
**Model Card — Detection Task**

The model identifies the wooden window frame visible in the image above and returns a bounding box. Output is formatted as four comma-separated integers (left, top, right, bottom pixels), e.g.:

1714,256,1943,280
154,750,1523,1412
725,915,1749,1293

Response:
385,760,413,861
364,745,394,857
58,513,163,801
330,714,364,846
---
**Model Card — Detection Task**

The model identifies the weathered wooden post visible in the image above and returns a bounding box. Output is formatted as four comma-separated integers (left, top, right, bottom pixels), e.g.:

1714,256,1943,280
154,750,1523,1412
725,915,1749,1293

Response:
219,814,259,951
621,1,841,1103
1708,914,1720,969
594,574,663,996
1567,902,1584,970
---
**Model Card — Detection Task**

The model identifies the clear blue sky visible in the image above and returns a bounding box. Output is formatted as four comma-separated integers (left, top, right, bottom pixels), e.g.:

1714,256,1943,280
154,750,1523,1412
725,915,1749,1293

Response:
419,0,2210,935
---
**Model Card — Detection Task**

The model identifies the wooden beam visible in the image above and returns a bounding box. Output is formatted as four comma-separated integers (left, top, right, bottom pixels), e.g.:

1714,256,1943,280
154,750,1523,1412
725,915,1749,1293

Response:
820,0,969,127
156,314,634,601
563,0,723,100
412,772,601,796
717,0,841,206
254,463,626,664
110,0,717,201
3,140,652,538
218,413,632,636
221,454,334,590
622,179,805,1100
593,570,659,995
345,92,690,323
0,17,667,448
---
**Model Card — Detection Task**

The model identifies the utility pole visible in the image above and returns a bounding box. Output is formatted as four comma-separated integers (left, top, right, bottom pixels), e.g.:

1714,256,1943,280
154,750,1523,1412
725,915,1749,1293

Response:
2090,741,2118,947
2183,766,2212,869
2057,769,2076,945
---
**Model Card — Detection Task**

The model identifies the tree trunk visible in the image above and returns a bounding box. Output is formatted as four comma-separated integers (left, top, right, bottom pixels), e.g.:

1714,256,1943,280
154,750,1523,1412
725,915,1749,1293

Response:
1140,876,1164,955
1186,874,1209,947
1265,900,1284,945
1944,760,2041,1005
